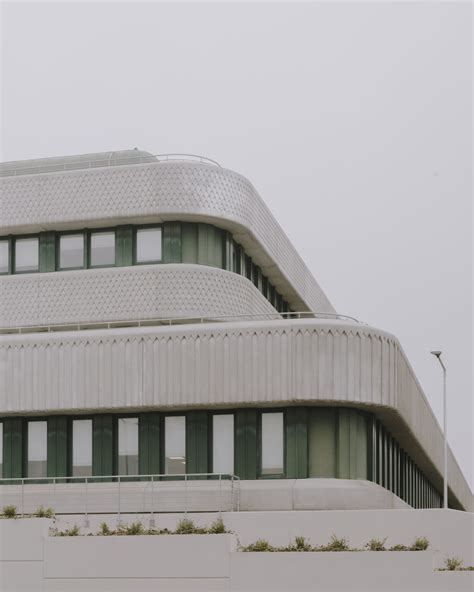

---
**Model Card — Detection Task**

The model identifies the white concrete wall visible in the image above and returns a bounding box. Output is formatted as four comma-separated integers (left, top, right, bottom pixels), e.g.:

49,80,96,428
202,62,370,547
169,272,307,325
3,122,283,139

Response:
0,518,50,591
54,508,474,569
230,552,473,591
1,516,473,591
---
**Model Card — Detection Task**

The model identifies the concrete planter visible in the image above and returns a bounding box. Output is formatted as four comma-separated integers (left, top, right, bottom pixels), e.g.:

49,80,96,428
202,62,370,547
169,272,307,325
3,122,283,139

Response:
0,517,53,560
0,518,53,592
44,533,235,579
231,551,437,590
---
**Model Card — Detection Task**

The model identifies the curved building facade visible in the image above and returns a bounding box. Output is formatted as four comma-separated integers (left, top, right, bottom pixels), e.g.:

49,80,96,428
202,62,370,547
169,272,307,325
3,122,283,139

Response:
0,151,471,512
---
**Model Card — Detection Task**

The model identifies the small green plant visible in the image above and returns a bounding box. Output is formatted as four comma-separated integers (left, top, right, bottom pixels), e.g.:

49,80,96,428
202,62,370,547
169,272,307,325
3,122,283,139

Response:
390,544,409,551
365,538,387,551
321,535,350,552
150,527,172,535
98,522,112,536
242,539,274,552
175,518,197,534
410,537,429,551
208,518,226,534
2,505,17,519
291,536,313,552
445,557,463,571
125,522,145,536
55,525,80,537
35,506,55,518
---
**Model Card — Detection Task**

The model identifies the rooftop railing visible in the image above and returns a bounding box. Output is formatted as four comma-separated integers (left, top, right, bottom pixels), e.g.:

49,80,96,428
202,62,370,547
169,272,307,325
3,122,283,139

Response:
0,311,362,335
0,153,221,177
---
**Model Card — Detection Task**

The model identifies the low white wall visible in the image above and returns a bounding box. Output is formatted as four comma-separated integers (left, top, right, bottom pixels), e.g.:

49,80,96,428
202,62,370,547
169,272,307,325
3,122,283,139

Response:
1,514,473,591
56,508,473,568
44,534,233,579
240,478,409,511
231,552,473,591
0,478,407,516
0,518,51,592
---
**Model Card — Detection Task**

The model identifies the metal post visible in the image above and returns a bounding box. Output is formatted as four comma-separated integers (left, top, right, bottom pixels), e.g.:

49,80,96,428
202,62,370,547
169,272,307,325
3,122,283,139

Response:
218,474,222,517
117,475,121,526
235,476,240,512
442,364,448,509
184,474,188,515
21,479,25,517
84,477,89,528
149,476,155,528
430,351,448,509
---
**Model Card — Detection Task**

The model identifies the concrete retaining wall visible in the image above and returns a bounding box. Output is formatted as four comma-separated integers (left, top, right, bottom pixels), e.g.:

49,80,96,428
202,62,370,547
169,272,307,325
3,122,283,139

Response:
56,508,474,568
1,515,473,591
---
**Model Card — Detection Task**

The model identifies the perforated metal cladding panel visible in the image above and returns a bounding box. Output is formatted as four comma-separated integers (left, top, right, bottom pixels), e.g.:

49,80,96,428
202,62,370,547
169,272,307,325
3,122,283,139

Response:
0,162,335,313
0,264,277,328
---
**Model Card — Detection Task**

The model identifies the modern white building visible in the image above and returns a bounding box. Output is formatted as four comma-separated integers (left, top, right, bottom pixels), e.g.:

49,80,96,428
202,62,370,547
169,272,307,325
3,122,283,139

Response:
0,149,471,514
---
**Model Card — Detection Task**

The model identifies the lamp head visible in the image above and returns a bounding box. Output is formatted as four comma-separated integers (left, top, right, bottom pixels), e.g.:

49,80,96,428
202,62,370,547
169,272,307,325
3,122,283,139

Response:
430,350,442,357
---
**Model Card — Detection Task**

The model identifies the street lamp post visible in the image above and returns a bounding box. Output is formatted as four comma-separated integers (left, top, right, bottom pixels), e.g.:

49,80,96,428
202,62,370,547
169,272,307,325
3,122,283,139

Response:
430,351,448,509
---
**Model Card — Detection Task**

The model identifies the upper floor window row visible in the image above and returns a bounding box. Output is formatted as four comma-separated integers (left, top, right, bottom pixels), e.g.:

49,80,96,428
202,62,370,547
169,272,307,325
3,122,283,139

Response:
1,237,40,274
0,222,291,314
0,226,162,275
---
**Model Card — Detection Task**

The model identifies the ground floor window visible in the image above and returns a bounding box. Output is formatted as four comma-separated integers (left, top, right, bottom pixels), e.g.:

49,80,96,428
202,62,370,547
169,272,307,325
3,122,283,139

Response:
0,408,443,509
261,412,284,476
27,420,47,478
212,414,234,474
165,416,186,475
118,417,139,476
72,419,93,477
308,408,337,477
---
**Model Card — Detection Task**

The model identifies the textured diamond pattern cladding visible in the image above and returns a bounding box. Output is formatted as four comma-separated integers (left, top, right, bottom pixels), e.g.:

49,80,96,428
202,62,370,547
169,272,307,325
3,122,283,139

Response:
0,264,276,328
0,162,334,313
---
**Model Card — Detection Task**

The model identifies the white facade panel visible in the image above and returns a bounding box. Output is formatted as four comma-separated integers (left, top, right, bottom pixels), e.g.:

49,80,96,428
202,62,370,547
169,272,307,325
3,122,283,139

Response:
0,319,470,510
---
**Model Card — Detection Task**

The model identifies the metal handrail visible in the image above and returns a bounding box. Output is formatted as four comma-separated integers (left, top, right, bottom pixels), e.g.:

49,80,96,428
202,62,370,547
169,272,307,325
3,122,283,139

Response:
0,311,362,335
0,153,221,177
0,472,240,484
0,473,241,520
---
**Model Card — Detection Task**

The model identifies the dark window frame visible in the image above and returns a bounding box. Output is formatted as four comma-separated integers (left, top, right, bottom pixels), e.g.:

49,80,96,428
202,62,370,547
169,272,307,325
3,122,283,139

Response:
115,414,140,479
24,417,48,480
133,224,163,266
0,236,12,275
56,230,87,271
87,228,117,269
68,415,94,479
161,412,187,477
13,234,40,275
258,409,286,479
209,411,235,476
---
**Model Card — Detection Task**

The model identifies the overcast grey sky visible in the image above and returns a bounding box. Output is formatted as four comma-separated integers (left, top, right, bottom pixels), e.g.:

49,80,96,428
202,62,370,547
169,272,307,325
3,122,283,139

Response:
1,1,472,489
